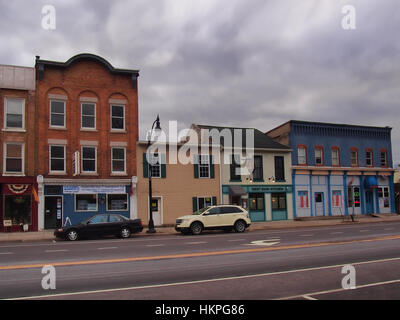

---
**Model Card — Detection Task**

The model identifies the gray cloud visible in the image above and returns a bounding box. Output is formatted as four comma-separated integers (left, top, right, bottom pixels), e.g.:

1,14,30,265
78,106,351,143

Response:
0,0,399,165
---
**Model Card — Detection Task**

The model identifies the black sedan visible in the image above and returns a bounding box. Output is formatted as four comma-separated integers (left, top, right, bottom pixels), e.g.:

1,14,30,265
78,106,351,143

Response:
54,214,143,241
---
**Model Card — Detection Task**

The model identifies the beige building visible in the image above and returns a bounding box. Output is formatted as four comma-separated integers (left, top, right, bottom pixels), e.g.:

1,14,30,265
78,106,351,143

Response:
136,141,221,226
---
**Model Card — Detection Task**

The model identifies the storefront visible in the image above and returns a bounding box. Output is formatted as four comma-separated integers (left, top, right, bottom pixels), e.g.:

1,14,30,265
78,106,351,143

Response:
37,177,138,230
0,178,38,232
222,184,293,222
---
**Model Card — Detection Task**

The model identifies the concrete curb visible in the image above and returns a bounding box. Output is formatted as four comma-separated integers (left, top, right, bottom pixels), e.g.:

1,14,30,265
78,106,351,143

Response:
1,214,399,243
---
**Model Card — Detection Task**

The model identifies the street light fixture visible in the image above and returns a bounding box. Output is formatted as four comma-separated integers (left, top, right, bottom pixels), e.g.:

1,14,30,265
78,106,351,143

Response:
147,115,161,234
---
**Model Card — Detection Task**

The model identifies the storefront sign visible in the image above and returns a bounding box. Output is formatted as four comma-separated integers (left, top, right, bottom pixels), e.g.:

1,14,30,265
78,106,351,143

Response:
63,186,126,194
3,220,12,227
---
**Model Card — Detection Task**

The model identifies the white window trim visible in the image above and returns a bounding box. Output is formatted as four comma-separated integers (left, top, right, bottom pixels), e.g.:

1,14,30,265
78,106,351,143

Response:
110,104,126,131
74,194,98,212
4,98,25,130
49,99,66,129
111,147,126,174
148,153,161,178
106,194,129,212
3,142,25,176
81,102,96,130
198,154,210,178
49,145,66,174
81,146,97,174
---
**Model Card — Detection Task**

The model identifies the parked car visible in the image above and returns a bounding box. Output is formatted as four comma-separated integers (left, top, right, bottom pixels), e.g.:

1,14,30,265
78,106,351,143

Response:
175,205,251,235
54,214,143,241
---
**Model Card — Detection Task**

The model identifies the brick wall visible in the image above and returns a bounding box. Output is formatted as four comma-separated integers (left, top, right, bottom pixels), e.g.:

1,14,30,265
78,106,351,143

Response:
36,58,138,179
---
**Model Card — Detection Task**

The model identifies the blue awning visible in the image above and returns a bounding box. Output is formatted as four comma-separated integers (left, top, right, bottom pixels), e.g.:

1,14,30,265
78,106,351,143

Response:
364,176,378,189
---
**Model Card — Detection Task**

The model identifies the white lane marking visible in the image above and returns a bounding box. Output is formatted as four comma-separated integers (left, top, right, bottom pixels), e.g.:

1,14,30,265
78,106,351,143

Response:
186,241,207,245
98,247,118,250
45,249,69,253
279,279,400,300
302,295,318,300
0,252,13,255
247,239,281,246
10,256,400,300
145,244,165,247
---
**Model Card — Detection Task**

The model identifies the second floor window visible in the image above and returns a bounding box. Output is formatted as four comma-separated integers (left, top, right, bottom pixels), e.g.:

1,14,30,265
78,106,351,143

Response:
81,103,96,129
50,100,66,128
4,143,23,174
198,155,210,178
230,154,241,181
111,147,126,173
380,150,387,167
297,146,306,165
274,156,285,182
5,98,24,129
366,149,373,166
50,145,65,172
315,147,323,165
81,146,97,172
253,155,263,181
331,147,340,166
350,149,358,166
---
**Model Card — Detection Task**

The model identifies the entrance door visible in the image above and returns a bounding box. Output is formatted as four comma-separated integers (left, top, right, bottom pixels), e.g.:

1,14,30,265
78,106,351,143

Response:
365,190,374,214
44,196,62,229
151,198,162,226
314,192,325,216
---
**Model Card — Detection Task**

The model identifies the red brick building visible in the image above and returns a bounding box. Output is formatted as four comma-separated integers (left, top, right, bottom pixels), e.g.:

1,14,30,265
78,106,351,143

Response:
0,64,38,232
35,54,140,229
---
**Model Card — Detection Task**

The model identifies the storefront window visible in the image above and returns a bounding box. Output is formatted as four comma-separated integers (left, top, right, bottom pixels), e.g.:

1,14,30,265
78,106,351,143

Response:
4,195,31,225
378,187,390,208
75,194,97,211
107,194,128,211
272,193,286,210
249,193,264,211
347,187,360,208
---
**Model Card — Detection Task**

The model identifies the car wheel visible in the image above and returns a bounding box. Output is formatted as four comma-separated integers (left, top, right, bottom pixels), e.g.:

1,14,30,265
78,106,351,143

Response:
120,227,131,239
190,222,203,235
66,230,79,241
234,220,246,233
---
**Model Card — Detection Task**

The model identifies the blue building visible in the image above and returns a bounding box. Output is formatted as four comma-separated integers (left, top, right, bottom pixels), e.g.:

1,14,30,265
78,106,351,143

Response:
267,121,396,217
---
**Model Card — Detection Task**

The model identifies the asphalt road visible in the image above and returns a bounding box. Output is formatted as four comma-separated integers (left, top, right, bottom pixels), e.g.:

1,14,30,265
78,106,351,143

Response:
1,221,400,301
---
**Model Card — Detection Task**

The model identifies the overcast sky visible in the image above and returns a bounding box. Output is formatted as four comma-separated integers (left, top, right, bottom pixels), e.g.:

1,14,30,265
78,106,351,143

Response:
1,0,399,165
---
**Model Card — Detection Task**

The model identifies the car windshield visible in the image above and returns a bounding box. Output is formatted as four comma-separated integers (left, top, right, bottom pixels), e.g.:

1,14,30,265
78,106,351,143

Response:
192,207,208,215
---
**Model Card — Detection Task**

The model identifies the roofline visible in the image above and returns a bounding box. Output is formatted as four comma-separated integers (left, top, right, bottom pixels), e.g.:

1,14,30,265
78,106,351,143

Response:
267,120,392,132
35,53,139,76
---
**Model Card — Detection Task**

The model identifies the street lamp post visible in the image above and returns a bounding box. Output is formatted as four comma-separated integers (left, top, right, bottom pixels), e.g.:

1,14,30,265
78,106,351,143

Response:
147,115,161,234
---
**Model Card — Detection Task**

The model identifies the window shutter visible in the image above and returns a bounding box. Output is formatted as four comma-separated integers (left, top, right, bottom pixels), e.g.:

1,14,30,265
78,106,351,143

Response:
161,154,166,178
210,155,215,179
192,197,198,212
212,196,217,206
143,153,149,178
194,155,199,179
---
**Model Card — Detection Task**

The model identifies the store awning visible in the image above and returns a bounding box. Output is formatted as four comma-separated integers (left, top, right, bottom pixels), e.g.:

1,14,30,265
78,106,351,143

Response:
229,185,247,196
364,176,378,189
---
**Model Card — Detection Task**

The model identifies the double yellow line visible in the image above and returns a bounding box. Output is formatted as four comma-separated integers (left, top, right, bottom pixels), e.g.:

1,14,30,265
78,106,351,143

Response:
1,234,400,271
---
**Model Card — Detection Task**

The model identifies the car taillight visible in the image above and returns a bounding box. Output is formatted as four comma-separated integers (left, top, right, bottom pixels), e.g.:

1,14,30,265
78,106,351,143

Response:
139,220,142,226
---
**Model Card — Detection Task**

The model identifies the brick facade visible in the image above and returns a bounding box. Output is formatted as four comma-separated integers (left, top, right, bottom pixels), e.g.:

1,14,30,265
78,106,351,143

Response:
35,54,140,229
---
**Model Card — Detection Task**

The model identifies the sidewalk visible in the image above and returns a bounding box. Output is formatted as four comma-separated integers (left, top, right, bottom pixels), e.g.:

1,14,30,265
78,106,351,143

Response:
1,213,399,243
